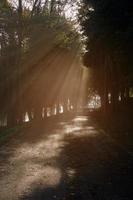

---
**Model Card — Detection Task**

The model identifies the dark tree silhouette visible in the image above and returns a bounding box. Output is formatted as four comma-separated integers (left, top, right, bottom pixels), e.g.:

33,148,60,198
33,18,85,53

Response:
79,0,133,113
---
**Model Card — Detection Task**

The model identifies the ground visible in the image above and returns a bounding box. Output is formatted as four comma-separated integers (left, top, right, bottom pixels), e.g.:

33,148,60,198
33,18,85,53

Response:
0,112,133,200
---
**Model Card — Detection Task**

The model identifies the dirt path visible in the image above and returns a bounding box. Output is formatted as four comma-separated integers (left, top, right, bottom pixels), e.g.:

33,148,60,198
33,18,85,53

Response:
0,114,132,200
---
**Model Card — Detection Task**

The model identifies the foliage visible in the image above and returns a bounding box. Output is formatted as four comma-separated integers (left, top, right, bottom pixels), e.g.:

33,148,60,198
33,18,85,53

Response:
78,0,133,112
0,0,81,126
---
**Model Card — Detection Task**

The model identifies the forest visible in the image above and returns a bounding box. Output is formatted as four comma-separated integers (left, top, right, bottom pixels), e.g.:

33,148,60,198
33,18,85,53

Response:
80,0,133,115
0,0,83,127
0,1,133,200
0,0,133,126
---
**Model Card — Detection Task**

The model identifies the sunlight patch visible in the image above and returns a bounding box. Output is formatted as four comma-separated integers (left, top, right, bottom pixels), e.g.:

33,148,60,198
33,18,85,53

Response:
72,116,88,122
0,131,67,200
67,167,76,179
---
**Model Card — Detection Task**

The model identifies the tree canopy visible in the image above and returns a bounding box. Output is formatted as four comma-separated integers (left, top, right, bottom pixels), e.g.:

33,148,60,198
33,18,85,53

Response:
0,0,82,126
79,0,133,112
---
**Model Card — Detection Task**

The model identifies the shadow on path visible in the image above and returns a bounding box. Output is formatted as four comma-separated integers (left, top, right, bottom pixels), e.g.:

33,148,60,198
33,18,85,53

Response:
0,114,133,200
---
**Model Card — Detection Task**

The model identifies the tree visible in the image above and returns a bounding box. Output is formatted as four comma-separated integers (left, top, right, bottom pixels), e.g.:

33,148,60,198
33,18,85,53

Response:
79,0,133,113
0,0,81,126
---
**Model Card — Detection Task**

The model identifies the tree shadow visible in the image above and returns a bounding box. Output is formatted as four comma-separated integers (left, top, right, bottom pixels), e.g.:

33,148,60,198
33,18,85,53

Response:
0,114,133,200
61,131,133,200
21,124,133,200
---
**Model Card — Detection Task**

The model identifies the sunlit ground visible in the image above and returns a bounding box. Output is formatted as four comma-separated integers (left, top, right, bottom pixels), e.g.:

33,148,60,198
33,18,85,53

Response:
0,112,132,200
0,114,99,200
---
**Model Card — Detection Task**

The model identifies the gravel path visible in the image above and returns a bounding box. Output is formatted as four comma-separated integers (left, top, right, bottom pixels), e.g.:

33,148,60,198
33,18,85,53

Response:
0,114,132,200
